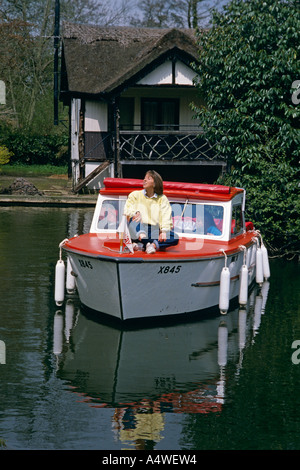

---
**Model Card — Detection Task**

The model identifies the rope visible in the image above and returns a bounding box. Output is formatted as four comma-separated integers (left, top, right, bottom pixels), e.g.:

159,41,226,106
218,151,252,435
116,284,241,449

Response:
219,248,227,267
58,238,69,261
239,245,247,265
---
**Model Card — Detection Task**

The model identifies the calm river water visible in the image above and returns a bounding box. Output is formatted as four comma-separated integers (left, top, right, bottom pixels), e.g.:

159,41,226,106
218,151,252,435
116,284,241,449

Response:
0,206,299,451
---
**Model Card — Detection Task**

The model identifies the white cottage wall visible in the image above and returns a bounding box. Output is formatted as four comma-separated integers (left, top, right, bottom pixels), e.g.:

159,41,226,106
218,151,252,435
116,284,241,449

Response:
85,101,108,132
70,98,81,186
137,60,196,86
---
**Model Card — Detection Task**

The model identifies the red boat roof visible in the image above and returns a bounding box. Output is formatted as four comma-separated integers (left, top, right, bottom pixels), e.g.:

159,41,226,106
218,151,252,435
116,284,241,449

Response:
100,178,243,201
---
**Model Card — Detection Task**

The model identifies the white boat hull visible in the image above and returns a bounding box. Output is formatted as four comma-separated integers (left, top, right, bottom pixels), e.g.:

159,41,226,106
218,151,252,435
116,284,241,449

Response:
67,247,256,321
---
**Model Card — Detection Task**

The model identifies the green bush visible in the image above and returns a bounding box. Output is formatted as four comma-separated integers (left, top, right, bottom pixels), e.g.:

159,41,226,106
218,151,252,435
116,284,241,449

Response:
0,145,13,165
220,162,299,256
0,130,68,166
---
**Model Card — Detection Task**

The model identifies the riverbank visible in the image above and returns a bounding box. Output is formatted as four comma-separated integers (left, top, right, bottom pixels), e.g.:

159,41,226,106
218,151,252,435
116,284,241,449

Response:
0,174,96,206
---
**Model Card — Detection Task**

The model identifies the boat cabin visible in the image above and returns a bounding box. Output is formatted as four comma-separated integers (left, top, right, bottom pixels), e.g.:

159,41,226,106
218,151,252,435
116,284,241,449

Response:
90,178,248,243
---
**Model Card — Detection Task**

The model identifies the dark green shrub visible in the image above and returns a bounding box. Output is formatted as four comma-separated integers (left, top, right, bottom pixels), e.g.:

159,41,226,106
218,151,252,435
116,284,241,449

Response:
0,130,68,166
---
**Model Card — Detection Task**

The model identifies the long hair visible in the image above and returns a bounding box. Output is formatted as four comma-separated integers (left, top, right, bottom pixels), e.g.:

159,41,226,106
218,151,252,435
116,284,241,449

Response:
145,170,163,195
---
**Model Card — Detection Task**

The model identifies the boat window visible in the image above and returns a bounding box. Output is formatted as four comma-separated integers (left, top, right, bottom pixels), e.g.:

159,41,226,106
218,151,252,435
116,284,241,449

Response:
231,204,244,237
171,202,223,236
97,199,125,230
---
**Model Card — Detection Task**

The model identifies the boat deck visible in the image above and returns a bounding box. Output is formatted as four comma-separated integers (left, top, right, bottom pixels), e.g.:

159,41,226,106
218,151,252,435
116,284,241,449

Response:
64,231,256,262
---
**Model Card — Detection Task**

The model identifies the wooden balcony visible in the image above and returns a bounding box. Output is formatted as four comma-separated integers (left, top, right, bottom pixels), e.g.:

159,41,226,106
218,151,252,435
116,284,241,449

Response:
83,127,224,164
119,128,223,162
77,127,226,191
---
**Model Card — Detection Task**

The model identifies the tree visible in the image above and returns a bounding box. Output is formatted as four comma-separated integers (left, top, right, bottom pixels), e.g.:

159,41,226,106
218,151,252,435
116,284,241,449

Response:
192,0,300,256
0,0,135,132
0,18,34,128
130,0,223,28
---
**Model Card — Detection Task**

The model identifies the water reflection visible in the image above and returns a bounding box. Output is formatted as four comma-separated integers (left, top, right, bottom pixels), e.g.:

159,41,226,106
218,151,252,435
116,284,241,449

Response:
53,283,269,449
3,207,299,450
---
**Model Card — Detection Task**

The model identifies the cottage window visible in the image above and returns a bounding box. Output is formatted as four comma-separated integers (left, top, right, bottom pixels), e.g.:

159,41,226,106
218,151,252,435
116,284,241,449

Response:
119,98,134,130
141,98,179,131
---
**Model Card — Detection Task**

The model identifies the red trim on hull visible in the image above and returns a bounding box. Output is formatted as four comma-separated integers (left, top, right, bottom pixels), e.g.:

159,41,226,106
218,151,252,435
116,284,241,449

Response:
191,274,240,287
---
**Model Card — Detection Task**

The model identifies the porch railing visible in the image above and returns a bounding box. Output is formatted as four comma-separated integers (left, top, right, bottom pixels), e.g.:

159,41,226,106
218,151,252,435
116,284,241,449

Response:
82,127,224,163
119,129,223,162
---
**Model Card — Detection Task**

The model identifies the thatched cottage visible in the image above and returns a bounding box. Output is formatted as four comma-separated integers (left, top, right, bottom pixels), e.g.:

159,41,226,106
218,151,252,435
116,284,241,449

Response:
60,23,225,191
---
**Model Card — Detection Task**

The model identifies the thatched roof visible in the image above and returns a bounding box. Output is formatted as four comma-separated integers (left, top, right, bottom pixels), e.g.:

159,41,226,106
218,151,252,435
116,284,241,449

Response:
60,22,198,101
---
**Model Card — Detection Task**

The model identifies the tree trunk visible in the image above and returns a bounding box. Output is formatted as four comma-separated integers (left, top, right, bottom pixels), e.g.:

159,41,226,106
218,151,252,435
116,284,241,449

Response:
26,0,52,129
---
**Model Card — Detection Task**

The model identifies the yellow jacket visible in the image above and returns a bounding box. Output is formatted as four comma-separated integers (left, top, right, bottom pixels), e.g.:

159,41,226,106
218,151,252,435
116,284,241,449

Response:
124,190,173,232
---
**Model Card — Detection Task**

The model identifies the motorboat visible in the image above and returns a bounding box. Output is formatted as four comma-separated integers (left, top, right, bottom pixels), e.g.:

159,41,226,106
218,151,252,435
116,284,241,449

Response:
55,178,270,321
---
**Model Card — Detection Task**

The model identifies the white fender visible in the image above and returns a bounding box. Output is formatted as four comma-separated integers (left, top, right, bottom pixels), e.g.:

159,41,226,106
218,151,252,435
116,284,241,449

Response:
255,247,264,285
66,257,76,293
239,264,248,306
219,267,230,314
55,259,65,306
261,243,270,280
250,243,256,267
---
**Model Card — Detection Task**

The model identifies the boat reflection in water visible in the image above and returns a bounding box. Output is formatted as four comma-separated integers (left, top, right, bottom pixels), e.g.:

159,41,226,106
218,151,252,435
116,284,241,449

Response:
53,282,269,449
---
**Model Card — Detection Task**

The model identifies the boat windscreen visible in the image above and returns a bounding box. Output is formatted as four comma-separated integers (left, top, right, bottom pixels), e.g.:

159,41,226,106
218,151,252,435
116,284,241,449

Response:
97,199,126,230
96,199,224,237
171,202,223,236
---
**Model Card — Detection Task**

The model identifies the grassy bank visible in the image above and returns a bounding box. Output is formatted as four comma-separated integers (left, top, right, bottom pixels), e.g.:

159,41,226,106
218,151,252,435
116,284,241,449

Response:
0,164,71,193
0,164,68,177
